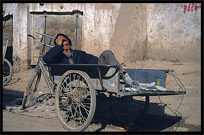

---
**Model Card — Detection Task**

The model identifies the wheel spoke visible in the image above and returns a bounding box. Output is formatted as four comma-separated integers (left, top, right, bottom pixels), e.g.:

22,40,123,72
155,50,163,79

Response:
56,71,95,131
80,103,90,115
73,73,76,86
78,104,87,124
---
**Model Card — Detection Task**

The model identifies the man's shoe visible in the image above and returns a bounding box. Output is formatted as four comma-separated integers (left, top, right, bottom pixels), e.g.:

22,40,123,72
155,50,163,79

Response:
124,81,140,92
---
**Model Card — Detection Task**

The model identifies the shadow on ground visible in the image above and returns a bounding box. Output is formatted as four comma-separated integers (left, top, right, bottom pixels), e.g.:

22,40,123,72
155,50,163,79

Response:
2,89,182,132
90,93,182,132
3,88,24,109
4,77,21,86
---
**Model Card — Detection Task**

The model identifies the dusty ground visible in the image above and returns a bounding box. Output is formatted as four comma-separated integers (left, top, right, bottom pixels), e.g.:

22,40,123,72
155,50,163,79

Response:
2,59,201,132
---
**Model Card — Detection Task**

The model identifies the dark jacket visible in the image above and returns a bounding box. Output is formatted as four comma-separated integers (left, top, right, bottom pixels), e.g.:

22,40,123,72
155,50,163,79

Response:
43,45,98,75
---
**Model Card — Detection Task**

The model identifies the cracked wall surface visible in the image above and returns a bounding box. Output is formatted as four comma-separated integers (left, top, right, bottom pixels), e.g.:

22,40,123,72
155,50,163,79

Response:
110,3,147,63
146,3,201,63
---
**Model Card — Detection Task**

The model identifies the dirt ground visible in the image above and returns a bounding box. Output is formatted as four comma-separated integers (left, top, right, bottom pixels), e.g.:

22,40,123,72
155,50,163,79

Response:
2,59,201,132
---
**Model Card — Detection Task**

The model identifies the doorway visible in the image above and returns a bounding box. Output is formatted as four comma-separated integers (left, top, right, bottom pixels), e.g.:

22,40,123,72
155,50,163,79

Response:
28,11,83,65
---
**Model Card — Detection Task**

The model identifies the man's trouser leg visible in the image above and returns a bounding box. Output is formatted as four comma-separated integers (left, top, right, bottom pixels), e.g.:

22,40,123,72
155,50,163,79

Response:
98,50,120,65
98,50,133,85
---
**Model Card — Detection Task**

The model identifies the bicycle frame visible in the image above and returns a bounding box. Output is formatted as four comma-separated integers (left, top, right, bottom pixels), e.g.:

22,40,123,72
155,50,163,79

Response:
26,33,56,95
38,56,56,93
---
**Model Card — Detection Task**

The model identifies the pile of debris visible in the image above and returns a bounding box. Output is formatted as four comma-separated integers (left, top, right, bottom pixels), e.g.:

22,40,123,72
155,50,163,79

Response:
5,94,57,118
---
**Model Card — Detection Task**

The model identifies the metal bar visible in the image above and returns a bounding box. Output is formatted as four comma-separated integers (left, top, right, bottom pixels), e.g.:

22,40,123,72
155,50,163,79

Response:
24,65,40,96
119,90,186,97
38,57,55,93
41,15,47,55
44,15,47,34
36,32,54,39
76,14,78,49
48,38,52,45
40,35,44,43
139,96,150,118
146,96,149,104
30,10,83,16
28,34,54,48
97,67,106,91
103,68,119,79
117,69,122,97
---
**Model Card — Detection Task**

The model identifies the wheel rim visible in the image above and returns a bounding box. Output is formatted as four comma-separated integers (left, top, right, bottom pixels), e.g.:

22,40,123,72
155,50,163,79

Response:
56,70,96,131
3,59,13,86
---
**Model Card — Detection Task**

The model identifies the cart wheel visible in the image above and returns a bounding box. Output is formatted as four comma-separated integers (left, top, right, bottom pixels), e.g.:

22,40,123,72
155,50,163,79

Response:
110,96,149,125
3,59,13,86
55,70,96,132
22,70,41,109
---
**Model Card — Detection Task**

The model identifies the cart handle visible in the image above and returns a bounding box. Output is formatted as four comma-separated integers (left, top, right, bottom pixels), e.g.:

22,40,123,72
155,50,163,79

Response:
166,69,174,73
28,34,55,48
103,67,120,79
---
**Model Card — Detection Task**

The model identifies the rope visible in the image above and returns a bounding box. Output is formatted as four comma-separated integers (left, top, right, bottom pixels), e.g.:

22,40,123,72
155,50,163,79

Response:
152,70,186,116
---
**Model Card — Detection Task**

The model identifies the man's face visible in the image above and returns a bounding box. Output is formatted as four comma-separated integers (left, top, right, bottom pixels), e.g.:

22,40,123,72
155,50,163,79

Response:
63,40,72,52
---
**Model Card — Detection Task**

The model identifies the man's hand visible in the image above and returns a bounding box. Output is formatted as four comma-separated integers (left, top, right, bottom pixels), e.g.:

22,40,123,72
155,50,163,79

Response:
63,50,70,55
55,36,67,45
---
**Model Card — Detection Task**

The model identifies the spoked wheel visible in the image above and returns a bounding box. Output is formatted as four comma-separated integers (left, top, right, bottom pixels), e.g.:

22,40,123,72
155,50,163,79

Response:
3,59,13,86
55,70,96,132
110,96,149,125
22,69,41,109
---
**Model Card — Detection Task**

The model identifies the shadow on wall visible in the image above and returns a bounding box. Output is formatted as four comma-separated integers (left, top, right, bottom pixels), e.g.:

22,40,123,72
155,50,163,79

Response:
5,46,13,66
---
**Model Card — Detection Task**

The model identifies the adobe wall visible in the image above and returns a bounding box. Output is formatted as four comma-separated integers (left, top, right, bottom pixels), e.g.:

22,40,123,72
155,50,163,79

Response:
3,3,29,72
146,3,201,63
110,3,147,63
3,3,201,72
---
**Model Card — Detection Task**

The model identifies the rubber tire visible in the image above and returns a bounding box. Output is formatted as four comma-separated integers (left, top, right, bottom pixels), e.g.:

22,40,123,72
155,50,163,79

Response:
3,59,13,86
55,70,96,132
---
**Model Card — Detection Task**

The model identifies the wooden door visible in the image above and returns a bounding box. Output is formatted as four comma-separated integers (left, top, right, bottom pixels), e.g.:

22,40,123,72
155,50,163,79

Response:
29,12,82,65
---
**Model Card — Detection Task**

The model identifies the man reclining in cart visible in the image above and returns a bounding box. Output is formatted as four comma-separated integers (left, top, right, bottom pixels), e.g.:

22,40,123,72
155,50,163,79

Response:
43,33,165,91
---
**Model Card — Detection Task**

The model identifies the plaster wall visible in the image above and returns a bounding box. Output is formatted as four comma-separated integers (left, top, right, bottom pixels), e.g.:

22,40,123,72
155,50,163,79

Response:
3,3,29,72
3,3,201,71
110,3,147,63
146,3,201,63
28,3,147,63
3,3,122,71
29,3,122,57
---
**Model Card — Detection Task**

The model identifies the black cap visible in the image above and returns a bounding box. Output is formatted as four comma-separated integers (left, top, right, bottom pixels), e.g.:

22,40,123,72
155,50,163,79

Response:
54,33,72,45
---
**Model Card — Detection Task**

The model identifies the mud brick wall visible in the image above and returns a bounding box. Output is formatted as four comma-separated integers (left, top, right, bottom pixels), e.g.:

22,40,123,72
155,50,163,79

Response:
110,3,147,63
146,3,201,63
3,3,201,72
